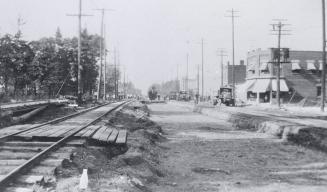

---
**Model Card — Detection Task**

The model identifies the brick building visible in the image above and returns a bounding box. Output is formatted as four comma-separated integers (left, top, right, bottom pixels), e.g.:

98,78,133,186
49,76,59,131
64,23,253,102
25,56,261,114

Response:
244,49,324,103
224,60,246,85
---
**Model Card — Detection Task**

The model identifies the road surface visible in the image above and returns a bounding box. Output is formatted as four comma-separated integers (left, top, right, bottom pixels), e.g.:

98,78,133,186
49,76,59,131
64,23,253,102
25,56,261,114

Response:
148,102,327,192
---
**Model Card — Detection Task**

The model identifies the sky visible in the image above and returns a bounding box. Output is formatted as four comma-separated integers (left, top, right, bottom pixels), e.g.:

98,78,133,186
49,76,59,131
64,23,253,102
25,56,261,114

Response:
0,0,322,94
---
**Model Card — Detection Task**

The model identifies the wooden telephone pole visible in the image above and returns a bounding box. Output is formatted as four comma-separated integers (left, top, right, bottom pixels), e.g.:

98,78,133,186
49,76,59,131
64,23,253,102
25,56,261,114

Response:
226,9,239,100
67,0,92,104
271,20,290,108
95,8,114,100
321,0,326,112
217,49,227,87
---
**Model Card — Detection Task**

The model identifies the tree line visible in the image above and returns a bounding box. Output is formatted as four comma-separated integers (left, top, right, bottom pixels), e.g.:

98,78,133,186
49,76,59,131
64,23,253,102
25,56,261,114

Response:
0,28,126,102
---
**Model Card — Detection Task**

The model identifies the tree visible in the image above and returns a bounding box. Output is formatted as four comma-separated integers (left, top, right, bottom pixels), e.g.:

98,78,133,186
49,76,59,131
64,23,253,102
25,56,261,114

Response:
0,34,34,96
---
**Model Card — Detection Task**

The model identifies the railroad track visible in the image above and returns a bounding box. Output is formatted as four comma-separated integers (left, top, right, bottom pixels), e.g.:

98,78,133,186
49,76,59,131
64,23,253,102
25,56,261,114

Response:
0,100,131,192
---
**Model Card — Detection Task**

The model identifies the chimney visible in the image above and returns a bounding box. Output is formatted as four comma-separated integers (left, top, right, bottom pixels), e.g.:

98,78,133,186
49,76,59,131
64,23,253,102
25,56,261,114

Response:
240,60,244,65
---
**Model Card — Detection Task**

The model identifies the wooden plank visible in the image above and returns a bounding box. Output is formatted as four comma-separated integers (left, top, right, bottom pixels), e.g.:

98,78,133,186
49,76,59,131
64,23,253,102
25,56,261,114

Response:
0,146,46,153
17,125,50,137
91,126,107,140
0,159,26,166
65,139,86,146
6,187,33,192
36,125,73,137
107,129,119,143
75,125,100,137
98,128,113,142
17,175,44,184
4,141,54,147
74,126,92,137
60,127,79,137
51,126,77,138
116,130,127,144
81,125,101,138
48,126,73,137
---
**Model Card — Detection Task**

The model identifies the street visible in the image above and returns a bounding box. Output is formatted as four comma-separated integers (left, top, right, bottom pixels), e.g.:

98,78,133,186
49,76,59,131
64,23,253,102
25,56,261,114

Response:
148,102,327,192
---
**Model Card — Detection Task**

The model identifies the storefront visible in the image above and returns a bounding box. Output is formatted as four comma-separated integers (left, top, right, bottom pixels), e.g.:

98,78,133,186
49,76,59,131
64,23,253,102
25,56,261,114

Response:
245,78,289,103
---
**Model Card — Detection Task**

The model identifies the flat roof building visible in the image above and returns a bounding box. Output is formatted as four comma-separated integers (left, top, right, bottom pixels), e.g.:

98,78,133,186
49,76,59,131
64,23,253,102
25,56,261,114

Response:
244,49,323,104
224,60,246,86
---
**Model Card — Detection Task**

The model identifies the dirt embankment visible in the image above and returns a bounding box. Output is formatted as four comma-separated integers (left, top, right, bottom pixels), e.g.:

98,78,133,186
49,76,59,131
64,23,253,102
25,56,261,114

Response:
56,101,166,192
228,111,327,153
183,103,327,154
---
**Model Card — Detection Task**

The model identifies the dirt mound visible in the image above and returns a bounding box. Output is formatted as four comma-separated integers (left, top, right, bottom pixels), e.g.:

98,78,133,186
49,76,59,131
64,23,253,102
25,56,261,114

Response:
288,127,327,151
229,113,270,131
57,101,166,192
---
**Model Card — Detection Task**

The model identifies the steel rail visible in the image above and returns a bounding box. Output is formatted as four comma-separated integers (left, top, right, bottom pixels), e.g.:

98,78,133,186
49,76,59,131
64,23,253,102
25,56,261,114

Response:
0,102,114,142
0,100,131,190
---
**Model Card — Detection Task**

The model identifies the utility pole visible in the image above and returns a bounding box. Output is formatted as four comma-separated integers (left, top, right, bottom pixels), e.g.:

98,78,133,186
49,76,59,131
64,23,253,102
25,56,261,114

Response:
201,38,204,99
123,66,126,99
103,27,107,100
116,49,121,100
217,49,227,87
17,14,26,36
186,53,189,92
114,48,118,99
95,9,114,100
67,0,92,104
197,64,200,104
226,9,240,100
271,20,290,108
177,64,180,92
96,9,104,100
186,41,190,93
322,0,326,112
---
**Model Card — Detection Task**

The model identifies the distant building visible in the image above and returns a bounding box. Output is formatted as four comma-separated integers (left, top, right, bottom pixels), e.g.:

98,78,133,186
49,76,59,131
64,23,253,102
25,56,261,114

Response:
224,60,246,85
243,49,324,104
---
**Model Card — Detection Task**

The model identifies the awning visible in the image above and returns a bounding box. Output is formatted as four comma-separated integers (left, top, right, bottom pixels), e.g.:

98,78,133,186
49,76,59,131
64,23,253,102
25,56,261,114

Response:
307,61,316,70
291,61,301,70
245,79,256,91
271,79,289,92
260,62,268,71
251,79,271,93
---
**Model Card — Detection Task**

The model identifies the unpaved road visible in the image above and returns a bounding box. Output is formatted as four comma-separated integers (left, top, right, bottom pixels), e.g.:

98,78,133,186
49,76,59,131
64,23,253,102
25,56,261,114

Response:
148,102,327,192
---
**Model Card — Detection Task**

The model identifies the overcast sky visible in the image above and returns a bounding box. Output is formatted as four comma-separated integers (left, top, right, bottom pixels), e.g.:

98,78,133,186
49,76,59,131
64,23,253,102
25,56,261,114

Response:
0,0,322,94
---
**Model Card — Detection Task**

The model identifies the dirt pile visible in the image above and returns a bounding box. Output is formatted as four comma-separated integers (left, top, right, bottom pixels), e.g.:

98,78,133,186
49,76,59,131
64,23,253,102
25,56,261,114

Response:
106,102,166,190
56,101,166,192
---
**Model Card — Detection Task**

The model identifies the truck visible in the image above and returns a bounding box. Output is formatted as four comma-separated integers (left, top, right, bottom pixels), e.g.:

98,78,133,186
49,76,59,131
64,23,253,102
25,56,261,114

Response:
214,86,235,106
178,91,190,101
